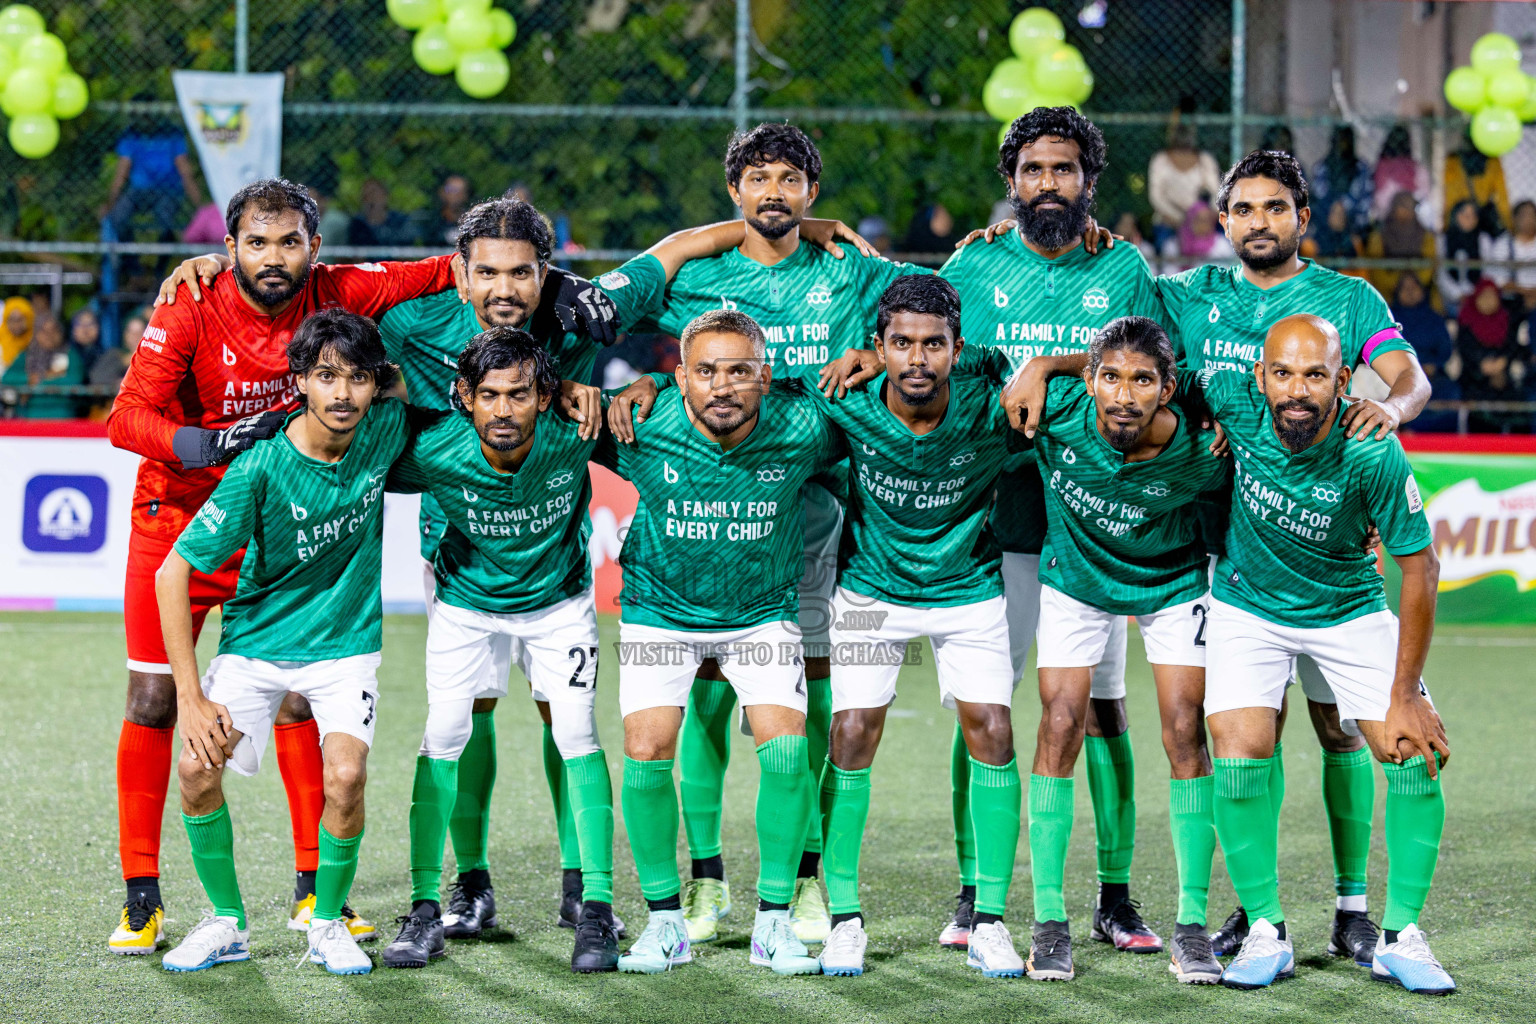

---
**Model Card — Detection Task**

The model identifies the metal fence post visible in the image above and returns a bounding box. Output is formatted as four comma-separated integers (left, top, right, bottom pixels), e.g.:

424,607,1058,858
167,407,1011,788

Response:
235,0,249,74
1231,0,1245,163
733,0,749,132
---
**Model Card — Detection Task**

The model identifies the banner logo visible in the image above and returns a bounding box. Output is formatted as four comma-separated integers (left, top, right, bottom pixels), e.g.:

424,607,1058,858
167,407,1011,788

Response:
1426,478,1536,591
22,474,108,554
195,102,246,147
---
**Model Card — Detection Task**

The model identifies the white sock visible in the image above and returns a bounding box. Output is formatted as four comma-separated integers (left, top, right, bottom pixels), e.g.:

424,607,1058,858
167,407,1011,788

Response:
1336,894,1367,913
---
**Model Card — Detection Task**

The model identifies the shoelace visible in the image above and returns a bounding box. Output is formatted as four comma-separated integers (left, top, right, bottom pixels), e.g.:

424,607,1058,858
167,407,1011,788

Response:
445,882,474,917
824,921,863,956
575,915,616,944
1391,930,1442,967
297,917,354,968
1032,924,1069,957
1340,914,1380,951
182,910,225,948
1106,898,1153,933
390,915,428,945
124,895,159,932
1177,931,1216,963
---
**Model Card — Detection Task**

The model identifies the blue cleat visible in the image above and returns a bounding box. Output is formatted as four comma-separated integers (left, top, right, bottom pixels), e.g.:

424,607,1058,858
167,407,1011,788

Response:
1372,924,1455,996
1220,917,1294,990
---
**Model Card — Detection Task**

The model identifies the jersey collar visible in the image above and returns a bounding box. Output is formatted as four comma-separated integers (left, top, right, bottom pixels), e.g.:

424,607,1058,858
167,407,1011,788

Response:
1003,228,1091,267
1232,257,1318,296
276,405,371,473
871,373,958,439
724,238,813,274
470,408,549,478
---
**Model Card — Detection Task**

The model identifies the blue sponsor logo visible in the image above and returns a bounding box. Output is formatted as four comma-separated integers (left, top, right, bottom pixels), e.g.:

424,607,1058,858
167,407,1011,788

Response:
22,474,108,553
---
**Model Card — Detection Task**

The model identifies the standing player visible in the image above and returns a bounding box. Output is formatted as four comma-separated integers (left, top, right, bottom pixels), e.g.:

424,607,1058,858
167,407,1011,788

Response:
1191,315,1451,994
155,310,407,976
594,309,841,975
107,179,458,953
597,122,928,944
810,277,1028,979
1001,320,1228,984
380,328,620,973
1155,150,1431,962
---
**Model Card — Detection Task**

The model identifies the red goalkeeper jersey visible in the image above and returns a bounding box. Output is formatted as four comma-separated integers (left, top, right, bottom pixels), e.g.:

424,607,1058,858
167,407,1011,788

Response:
108,255,456,543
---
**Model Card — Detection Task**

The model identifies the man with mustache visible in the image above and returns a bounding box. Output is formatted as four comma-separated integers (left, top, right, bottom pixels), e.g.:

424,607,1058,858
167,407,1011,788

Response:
1186,314,1450,995
381,328,620,974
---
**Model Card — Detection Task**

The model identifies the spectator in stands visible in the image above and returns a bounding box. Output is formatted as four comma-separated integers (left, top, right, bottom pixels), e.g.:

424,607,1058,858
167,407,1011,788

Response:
1148,122,1220,251
1372,123,1428,224
1488,199,1536,313
1259,123,1293,155
1311,125,1374,236
1112,211,1156,262
307,185,351,244
1455,277,1527,430
857,216,892,253
88,310,147,419
68,308,102,366
100,115,203,241
0,295,33,370
420,173,472,247
1161,200,1232,267
1390,272,1460,433
182,202,227,245
1365,192,1434,298
1302,199,1362,262
1439,199,1491,316
902,203,958,254
1,314,83,418
347,178,419,248
1444,130,1512,237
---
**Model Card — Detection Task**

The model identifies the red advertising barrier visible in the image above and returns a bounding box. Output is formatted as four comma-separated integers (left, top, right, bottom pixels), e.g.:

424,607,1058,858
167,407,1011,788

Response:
588,463,637,614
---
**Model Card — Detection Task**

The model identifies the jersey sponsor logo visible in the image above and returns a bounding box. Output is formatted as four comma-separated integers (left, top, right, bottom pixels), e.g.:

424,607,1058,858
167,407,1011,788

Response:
291,502,309,521
757,463,787,483
1208,303,1221,323
222,344,237,366
1081,287,1109,312
546,470,575,490
141,324,167,353
21,474,108,554
1143,481,1171,498
719,296,739,311
1311,481,1343,506
1405,473,1423,514
949,449,977,467
355,263,386,273
1062,446,1077,464
596,271,631,290
994,285,1009,308
805,283,833,308
461,486,479,503
861,442,878,457
663,461,679,483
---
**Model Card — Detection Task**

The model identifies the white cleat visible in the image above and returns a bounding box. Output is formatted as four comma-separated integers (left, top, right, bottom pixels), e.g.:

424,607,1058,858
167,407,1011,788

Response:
819,917,867,977
162,913,250,972
308,916,373,975
968,920,1026,978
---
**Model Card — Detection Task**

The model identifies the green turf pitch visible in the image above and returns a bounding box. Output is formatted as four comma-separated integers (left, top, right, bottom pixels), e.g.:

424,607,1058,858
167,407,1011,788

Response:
0,612,1530,1023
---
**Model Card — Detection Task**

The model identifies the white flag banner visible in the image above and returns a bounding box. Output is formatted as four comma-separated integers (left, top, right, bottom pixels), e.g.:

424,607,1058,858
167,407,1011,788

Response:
172,71,285,215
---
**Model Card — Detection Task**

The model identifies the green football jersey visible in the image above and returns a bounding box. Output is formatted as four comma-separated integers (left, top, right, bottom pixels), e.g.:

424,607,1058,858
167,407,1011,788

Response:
594,245,929,382
379,289,599,561
1033,376,1229,615
387,407,595,616
812,373,1020,607
174,400,409,661
1196,369,1433,627
939,233,1171,553
1157,259,1412,374
592,380,844,631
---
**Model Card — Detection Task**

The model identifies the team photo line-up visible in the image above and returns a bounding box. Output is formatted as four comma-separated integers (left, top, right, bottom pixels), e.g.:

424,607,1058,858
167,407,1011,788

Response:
102,106,1453,993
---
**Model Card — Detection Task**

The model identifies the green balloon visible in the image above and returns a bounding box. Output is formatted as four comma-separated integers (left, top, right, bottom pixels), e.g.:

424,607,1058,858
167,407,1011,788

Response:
51,71,86,119
1009,7,1064,60
1487,68,1530,109
445,7,493,50
489,8,515,49
1472,105,1523,157
1032,45,1087,96
1520,87,1536,124
387,0,439,31
17,30,65,76
9,110,57,158
0,5,44,51
1031,93,1077,113
0,42,14,82
982,58,1033,122
1444,66,1486,113
413,24,458,74
1471,32,1521,76
4,65,51,115
455,47,509,98
1063,64,1093,105
442,0,491,14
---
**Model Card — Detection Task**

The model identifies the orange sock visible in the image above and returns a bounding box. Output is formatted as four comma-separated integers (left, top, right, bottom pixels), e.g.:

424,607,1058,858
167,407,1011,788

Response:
275,719,324,875
117,720,174,881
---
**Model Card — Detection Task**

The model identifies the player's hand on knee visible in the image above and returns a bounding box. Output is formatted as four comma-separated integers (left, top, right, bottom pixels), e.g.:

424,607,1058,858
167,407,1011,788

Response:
801,218,879,259
179,695,232,770
156,253,231,306
558,380,602,440
606,375,657,444
818,348,882,399
1384,694,1450,778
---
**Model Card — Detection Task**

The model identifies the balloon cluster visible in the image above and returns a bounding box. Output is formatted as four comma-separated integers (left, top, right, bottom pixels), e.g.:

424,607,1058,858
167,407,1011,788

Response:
982,8,1094,144
389,0,516,99
1444,32,1534,158
0,4,88,159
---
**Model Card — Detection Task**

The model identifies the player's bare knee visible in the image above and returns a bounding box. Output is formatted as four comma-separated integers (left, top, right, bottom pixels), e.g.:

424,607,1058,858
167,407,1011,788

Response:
125,672,177,728
1040,693,1086,742
804,656,830,681
323,757,368,799
177,755,223,811
828,710,880,769
476,697,500,716
1308,700,1364,752
275,691,313,725
964,715,1014,766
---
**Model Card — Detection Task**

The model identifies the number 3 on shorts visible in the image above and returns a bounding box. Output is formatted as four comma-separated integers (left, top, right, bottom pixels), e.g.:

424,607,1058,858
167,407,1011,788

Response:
567,645,599,689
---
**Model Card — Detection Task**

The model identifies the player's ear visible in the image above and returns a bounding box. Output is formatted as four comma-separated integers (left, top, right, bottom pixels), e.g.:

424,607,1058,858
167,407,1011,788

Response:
726,179,742,211
1337,364,1352,393
224,233,237,261
308,231,321,262
1296,204,1311,236
951,334,964,360
806,181,819,207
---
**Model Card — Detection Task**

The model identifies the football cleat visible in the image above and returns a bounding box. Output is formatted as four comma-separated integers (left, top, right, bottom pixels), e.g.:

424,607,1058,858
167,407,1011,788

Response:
557,882,626,938
382,914,446,969
570,903,621,974
968,920,1026,978
939,892,975,948
681,877,731,943
819,917,867,977
1025,920,1073,981
1168,925,1223,984
287,895,376,941
443,881,499,939
108,896,165,955
162,913,250,972
749,909,822,976
1328,909,1380,968
308,916,373,975
789,877,831,944
1372,924,1455,995
1220,918,1294,990
1091,897,1164,953
618,910,693,974
1210,905,1249,958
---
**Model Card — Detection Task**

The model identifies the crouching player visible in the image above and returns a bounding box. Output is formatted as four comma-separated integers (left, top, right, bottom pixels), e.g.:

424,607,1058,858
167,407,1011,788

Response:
155,310,406,975
380,327,620,973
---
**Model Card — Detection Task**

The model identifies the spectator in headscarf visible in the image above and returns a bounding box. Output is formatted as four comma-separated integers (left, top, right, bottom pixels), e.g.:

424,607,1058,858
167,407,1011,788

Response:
1365,192,1434,299
1302,199,1362,263
1311,125,1374,236
1148,121,1221,251
1444,129,1511,237
901,203,958,254
1372,124,1428,224
1163,200,1233,267
0,296,33,370
69,308,103,366
1,314,84,418
1438,198,1492,316
1488,198,1536,313
1457,279,1527,431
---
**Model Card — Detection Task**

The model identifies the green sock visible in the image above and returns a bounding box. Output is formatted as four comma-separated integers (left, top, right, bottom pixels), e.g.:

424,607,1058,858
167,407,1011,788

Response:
620,757,680,902
970,756,1022,917
1028,774,1074,923
1212,758,1283,925
820,760,871,916
1268,739,1286,825
1321,747,1374,898
408,755,459,903
315,823,363,922
450,711,496,873
1084,731,1136,885
542,723,580,870
754,735,814,905
801,675,832,859
1381,756,1445,932
951,721,976,887
1168,775,1216,926
183,803,245,929
678,678,735,861
565,750,615,905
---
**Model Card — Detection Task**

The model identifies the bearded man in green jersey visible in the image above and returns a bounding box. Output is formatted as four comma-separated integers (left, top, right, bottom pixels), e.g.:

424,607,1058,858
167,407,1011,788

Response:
594,309,843,976
598,123,928,945
155,310,406,977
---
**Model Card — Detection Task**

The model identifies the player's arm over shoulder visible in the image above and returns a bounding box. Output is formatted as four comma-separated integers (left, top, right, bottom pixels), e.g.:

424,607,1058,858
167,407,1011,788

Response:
387,405,454,493
106,295,203,461
1363,440,1434,556
314,253,458,319
1186,366,1247,417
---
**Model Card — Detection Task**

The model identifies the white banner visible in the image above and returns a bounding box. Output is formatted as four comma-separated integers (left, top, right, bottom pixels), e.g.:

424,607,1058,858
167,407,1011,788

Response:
173,71,286,216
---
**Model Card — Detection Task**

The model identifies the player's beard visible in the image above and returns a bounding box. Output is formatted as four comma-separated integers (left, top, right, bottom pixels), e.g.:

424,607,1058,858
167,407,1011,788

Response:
477,417,528,452
235,260,311,308
1236,228,1300,271
1011,189,1091,252
1270,392,1332,452
687,387,756,437
745,201,801,241
316,400,360,436
479,296,531,327
892,368,941,406
1102,405,1147,452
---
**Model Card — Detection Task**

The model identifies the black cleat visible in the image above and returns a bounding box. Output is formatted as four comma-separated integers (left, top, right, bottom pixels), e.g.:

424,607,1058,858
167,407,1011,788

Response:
570,903,621,973
382,914,446,968
442,881,499,939
1026,920,1074,981
939,892,975,948
1328,909,1380,968
557,871,583,930
1168,924,1223,984
1210,905,1249,958
1090,898,1164,953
